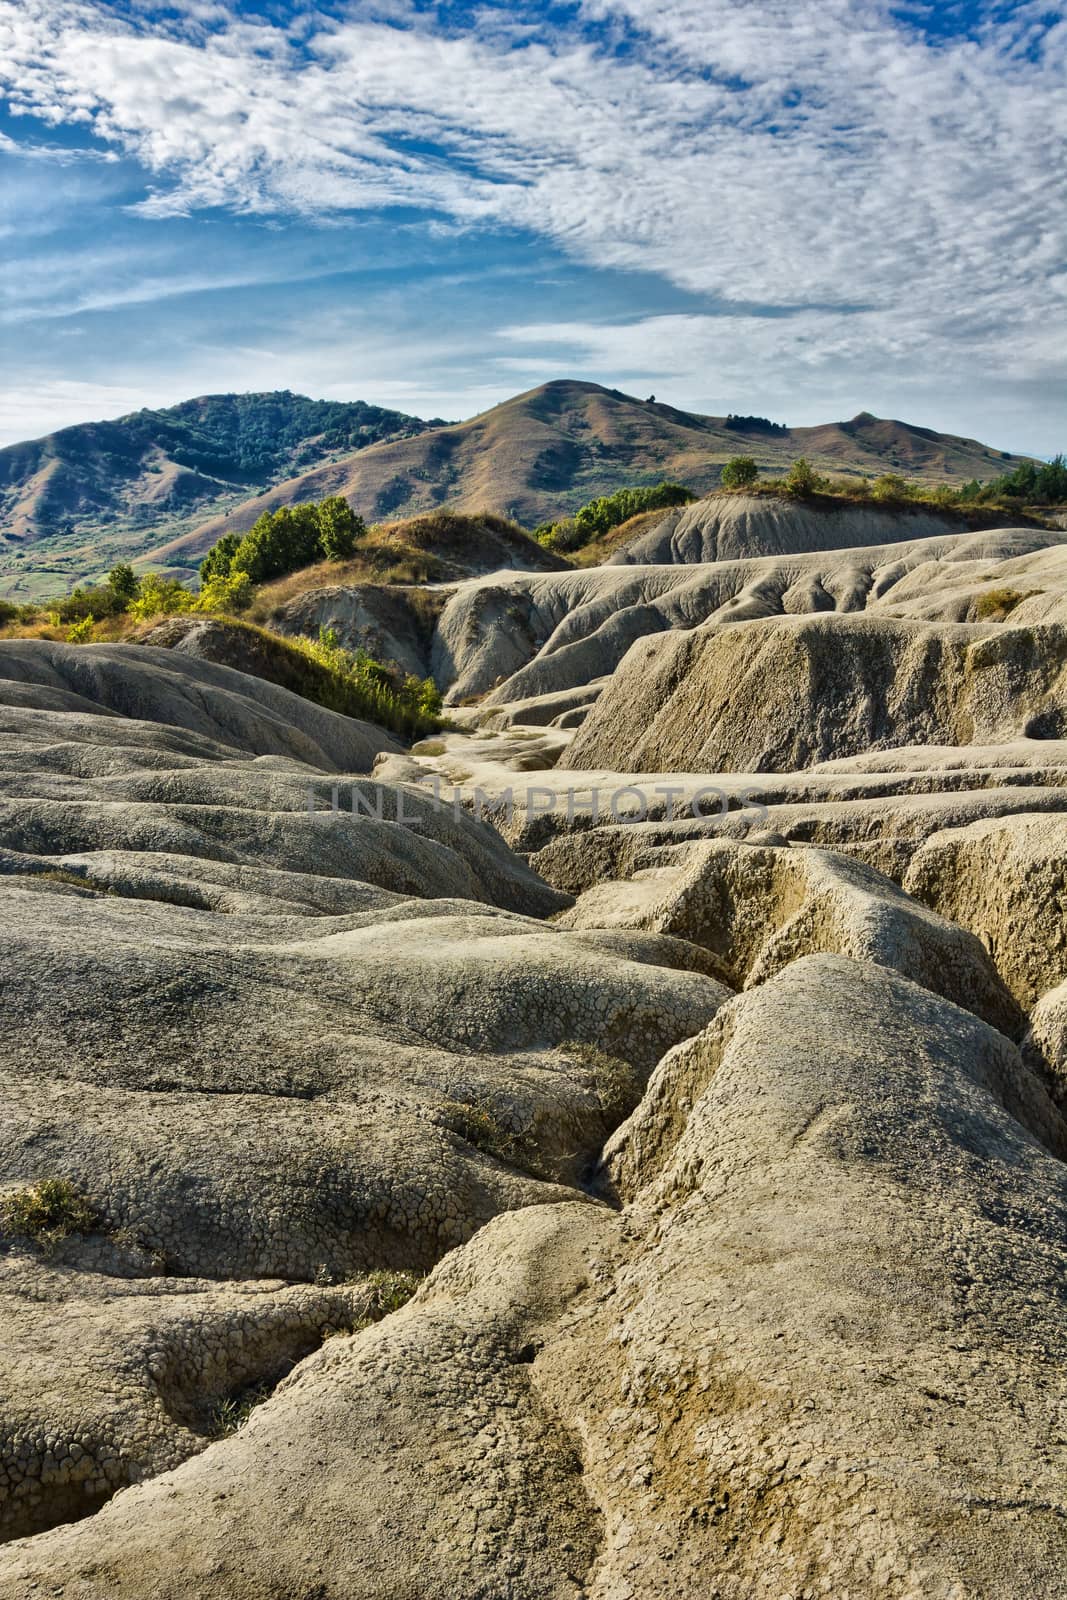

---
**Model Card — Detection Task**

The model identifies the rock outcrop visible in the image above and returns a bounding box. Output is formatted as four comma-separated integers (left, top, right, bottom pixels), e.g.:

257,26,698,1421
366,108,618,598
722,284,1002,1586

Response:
0,639,399,772
562,614,1067,773
426,525,1065,704
607,490,980,565
558,836,1023,1036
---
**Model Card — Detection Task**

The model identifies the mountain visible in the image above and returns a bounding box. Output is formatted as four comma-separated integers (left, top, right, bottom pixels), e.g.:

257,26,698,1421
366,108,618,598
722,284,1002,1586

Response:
0,392,442,601
0,380,1034,596
152,382,1035,571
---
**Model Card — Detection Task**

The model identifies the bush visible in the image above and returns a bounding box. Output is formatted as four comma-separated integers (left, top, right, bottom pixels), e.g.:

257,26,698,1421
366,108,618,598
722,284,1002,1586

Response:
295,626,442,737
208,1379,274,1439
67,613,95,643
975,586,1026,619
870,473,909,502
0,1178,97,1254
364,1268,421,1315
720,455,759,490
560,1041,643,1123
783,458,821,497
437,1099,527,1170
196,568,253,614
53,585,127,623
129,573,195,620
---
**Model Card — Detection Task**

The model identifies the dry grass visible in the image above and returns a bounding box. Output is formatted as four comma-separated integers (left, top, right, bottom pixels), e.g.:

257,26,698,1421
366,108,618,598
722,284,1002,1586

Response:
573,507,668,565
973,586,1036,620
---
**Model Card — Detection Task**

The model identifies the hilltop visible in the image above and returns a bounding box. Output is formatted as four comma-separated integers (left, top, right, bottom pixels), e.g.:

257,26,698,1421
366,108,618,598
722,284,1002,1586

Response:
0,381,1035,597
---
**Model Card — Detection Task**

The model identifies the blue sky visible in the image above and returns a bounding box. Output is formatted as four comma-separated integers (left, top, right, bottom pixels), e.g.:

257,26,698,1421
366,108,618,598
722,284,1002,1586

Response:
0,0,1064,454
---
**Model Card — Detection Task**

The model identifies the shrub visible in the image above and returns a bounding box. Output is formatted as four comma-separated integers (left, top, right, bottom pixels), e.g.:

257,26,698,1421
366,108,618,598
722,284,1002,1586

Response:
294,626,442,737
67,613,95,643
560,1041,643,1122
870,473,909,502
129,573,195,620
196,568,253,614
0,1178,98,1253
208,1379,274,1439
364,1268,421,1315
975,586,1026,619
535,480,694,551
720,455,759,490
437,1099,525,1169
54,585,126,623
783,458,821,496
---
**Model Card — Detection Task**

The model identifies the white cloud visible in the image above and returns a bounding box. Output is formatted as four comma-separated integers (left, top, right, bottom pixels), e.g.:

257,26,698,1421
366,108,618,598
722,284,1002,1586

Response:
0,0,1064,434
0,377,171,442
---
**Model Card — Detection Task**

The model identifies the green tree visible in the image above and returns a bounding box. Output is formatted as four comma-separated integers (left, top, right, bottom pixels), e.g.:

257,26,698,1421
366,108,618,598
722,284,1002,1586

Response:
107,563,139,603
199,533,242,584
316,496,365,561
720,456,759,490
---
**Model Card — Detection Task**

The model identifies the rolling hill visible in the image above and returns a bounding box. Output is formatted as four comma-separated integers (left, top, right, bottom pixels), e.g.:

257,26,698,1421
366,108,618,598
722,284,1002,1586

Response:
0,380,1035,596
151,382,1036,572
0,392,442,601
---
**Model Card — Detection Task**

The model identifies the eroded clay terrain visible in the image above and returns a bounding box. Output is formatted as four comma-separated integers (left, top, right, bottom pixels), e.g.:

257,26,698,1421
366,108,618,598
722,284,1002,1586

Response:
3,495,1067,1597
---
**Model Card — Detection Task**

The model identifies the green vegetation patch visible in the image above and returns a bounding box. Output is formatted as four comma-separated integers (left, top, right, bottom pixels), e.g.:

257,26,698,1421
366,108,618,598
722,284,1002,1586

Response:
534,480,694,553
974,587,1031,620
0,1178,98,1254
560,1040,644,1122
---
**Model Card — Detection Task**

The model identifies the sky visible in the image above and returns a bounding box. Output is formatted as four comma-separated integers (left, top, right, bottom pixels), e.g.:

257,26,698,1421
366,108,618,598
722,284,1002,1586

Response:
0,1,1064,454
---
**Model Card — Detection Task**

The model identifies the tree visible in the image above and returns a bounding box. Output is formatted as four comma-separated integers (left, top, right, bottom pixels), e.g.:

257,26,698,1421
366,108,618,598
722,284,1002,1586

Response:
107,564,139,603
316,496,365,561
228,505,319,585
720,456,758,490
199,533,242,584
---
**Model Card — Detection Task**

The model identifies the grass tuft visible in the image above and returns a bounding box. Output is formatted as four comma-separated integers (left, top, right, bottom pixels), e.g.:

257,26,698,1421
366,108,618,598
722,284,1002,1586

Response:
208,1379,274,1438
974,586,1030,620
0,1178,98,1255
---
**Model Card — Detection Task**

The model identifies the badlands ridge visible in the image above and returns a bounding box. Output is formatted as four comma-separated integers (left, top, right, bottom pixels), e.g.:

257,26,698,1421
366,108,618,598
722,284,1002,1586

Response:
2,493,1067,1596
